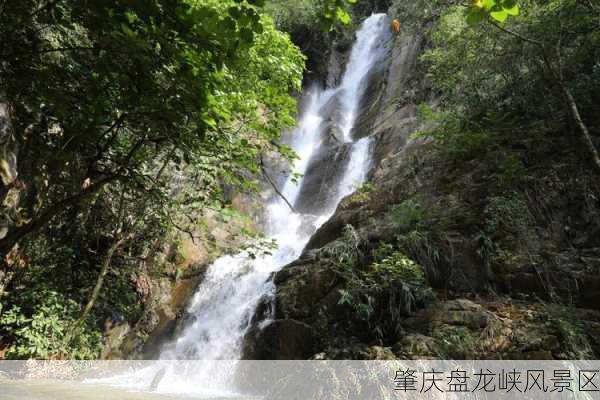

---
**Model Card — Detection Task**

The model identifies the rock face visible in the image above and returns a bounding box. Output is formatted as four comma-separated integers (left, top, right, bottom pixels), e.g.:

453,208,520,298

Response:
243,319,316,359
294,143,352,214
243,5,600,361
112,206,261,359
0,100,17,190
242,15,435,359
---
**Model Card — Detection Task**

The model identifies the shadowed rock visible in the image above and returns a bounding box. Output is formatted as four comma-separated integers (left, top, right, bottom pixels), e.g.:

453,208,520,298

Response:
294,143,353,214
242,319,316,359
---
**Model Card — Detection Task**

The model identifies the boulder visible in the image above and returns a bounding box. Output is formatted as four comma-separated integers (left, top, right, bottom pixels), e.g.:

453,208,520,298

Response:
274,260,339,320
242,319,316,359
433,299,492,329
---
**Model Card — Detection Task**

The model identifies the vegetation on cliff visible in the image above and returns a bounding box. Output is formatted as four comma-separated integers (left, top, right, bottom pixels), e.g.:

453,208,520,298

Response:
261,0,600,360
1,0,599,361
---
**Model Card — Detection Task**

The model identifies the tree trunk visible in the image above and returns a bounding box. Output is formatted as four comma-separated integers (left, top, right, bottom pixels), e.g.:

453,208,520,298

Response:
558,81,600,173
64,235,126,346
489,21,600,173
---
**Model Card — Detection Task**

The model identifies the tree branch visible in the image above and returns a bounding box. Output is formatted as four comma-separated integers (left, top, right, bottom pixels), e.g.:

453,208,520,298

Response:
259,155,296,213
0,174,120,256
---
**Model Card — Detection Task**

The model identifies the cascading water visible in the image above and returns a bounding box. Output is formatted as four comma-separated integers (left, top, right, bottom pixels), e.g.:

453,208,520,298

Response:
338,15,391,142
105,13,391,397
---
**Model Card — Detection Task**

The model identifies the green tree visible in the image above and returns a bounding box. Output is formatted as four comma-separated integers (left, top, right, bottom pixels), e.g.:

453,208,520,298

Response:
421,0,600,171
0,0,304,358
0,0,304,255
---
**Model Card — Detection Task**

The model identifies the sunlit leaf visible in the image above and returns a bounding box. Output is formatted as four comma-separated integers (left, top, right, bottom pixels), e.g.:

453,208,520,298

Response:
490,9,508,22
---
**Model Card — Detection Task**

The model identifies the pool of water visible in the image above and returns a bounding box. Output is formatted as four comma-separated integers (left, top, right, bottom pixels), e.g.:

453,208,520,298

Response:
0,379,253,400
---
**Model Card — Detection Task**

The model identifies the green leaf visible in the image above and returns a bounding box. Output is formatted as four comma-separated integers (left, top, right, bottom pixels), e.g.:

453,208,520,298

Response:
490,9,508,22
228,6,242,19
335,7,351,25
239,27,254,43
120,23,135,37
501,0,518,8
482,0,496,11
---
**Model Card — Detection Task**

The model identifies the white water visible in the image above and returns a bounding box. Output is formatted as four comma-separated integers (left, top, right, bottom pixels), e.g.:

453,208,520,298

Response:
338,14,390,142
100,13,390,398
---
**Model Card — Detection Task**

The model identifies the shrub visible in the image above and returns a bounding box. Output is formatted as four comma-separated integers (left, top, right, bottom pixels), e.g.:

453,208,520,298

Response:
432,325,478,359
484,192,533,240
544,304,593,359
320,224,364,268
336,242,434,341
349,182,376,204
390,197,427,232
0,290,101,360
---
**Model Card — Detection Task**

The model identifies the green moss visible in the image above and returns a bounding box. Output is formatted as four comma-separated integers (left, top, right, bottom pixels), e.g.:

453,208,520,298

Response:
348,182,376,204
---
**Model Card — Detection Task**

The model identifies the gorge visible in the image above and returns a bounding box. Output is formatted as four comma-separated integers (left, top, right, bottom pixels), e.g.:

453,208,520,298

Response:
123,13,390,396
1,0,600,390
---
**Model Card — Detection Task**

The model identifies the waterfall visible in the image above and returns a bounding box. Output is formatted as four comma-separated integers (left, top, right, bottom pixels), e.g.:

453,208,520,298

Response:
338,14,391,142
105,13,390,397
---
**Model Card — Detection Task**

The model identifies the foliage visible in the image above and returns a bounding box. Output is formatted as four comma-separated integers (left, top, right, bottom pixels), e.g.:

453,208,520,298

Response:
544,304,593,359
0,0,305,252
420,0,600,162
321,224,364,268
390,196,427,232
0,290,101,359
319,0,358,28
265,0,322,32
417,105,496,159
266,0,356,32
0,0,305,359
467,0,520,24
349,182,376,204
484,192,533,240
432,324,478,358
331,237,434,341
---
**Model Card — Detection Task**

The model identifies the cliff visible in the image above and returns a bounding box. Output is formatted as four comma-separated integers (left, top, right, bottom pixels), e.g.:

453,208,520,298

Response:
243,0,600,360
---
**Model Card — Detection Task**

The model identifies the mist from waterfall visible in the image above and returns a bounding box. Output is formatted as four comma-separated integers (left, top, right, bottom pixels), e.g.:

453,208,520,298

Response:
102,13,390,398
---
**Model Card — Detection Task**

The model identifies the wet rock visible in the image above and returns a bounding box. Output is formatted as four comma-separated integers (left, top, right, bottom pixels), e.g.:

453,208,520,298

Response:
243,319,316,359
351,61,390,140
139,302,178,359
305,208,364,250
578,274,600,310
248,292,275,329
274,260,339,319
326,49,346,88
318,90,346,144
294,143,353,214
